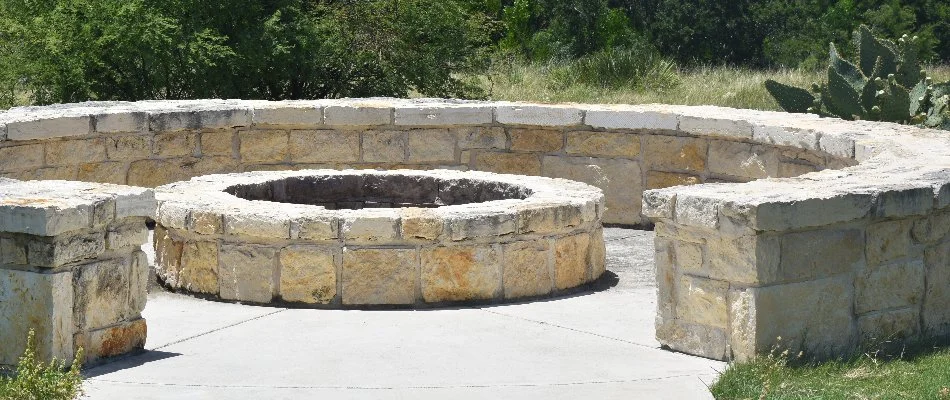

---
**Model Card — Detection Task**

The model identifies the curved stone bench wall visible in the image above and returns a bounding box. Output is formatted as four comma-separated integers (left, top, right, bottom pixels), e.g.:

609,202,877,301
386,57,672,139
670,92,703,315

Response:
1,99,948,362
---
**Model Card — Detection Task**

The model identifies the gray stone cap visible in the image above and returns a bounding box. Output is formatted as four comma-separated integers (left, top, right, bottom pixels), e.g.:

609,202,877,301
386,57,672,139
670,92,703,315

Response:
154,169,605,239
0,180,155,236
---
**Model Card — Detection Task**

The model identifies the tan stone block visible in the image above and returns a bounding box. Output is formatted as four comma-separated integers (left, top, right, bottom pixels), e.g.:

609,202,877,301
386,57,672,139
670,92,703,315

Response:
554,234,590,290
654,238,676,319
446,212,516,241
0,269,73,365
705,234,780,284
342,248,416,305
856,260,924,314
655,317,729,361
27,232,106,268
14,166,78,181
675,275,728,328
153,132,197,157
422,245,502,302
200,130,234,156
180,241,219,294
858,308,919,343
46,138,106,166
780,229,863,281
674,241,704,275
78,162,128,185
778,162,818,177
341,215,399,244
455,127,505,150
643,135,707,172
290,130,360,163
923,241,950,334
153,226,183,288
362,131,407,162
401,208,444,241
128,159,191,187
565,131,640,158
646,171,701,189
407,129,456,163
866,219,913,266
509,129,563,152
474,152,541,176
290,214,338,241
224,211,290,239
589,228,606,279
189,210,223,235
503,241,552,298
106,221,148,250
0,237,27,265
707,141,777,179
541,156,642,225
279,245,336,304
76,318,147,364
516,203,582,234
0,144,44,172
73,257,133,330
218,244,276,303
239,130,288,163
911,211,950,244
129,250,148,314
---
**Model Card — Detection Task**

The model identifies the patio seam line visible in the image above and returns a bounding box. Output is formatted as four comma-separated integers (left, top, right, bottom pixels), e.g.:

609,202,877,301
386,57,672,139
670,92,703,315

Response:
86,372,715,389
149,308,289,351
476,308,660,350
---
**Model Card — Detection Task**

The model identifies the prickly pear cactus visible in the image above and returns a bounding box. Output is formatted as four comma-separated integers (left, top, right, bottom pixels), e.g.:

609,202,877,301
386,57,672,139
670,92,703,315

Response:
765,25,950,130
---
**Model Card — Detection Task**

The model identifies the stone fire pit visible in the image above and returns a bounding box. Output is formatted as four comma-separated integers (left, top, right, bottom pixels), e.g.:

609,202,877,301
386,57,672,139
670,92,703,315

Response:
153,169,605,307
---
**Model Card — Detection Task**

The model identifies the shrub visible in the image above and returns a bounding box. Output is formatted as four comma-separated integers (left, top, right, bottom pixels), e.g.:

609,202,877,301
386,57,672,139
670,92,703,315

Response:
0,330,84,400
549,46,679,90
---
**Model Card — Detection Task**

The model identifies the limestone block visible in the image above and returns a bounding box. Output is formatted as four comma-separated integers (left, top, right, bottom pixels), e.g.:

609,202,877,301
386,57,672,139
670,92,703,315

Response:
515,203,581,235
362,131,407,163
224,211,290,239
565,131,640,158
731,276,854,359
218,244,276,303
502,241,552,299
753,192,874,232
673,194,721,229
855,260,924,314
496,105,583,126
153,226,183,288
675,275,728,328
474,152,541,176
200,131,234,157
705,234,780,285
777,162,817,178
866,219,913,266
394,105,492,126
655,318,728,361
279,245,336,304
323,105,391,126
253,105,322,126
239,130,288,163
73,257,133,331
188,209,223,235
401,208,444,242
541,156,642,225
128,159,190,187
148,109,250,132
818,134,855,159
7,116,90,140
290,213,339,241
180,241,219,294
112,187,155,220
858,308,919,342
554,234,590,290
642,191,674,219
153,132,197,158
12,166,77,181
129,250,148,314
341,214,399,244
674,240,703,275
680,116,753,139
455,127,506,150
0,144,44,172
408,129,456,163
779,229,863,282
584,108,678,131
78,162,128,185
422,245,502,302
911,211,950,244
446,212,516,241
654,238,675,319
28,232,106,268
874,186,934,219
646,171,700,190
290,130,360,163
0,269,73,365
46,138,106,166
589,228,606,279
753,125,820,150
105,134,150,161
95,112,147,134
75,318,146,364
107,220,148,250
707,141,778,179
342,248,416,305
509,129,563,152
923,241,950,334
643,135,707,172
0,237,27,266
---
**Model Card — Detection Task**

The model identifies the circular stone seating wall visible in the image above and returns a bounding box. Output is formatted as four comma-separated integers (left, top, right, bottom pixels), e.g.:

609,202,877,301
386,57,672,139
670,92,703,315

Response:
153,169,605,306
1,98,948,362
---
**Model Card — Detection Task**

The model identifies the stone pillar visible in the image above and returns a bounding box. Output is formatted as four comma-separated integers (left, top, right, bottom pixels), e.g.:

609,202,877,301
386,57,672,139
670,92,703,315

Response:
0,179,154,366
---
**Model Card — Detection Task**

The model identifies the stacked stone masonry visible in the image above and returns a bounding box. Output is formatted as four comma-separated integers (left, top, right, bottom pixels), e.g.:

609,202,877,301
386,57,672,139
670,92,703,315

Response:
1,98,948,362
0,179,153,366
153,169,605,306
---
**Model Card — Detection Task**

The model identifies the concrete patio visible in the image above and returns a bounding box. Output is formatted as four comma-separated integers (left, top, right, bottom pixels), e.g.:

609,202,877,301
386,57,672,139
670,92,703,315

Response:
81,228,725,399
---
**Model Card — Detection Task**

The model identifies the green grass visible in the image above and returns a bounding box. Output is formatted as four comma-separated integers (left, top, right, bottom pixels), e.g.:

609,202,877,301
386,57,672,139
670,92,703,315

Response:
711,346,950,399
479,61,950,111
